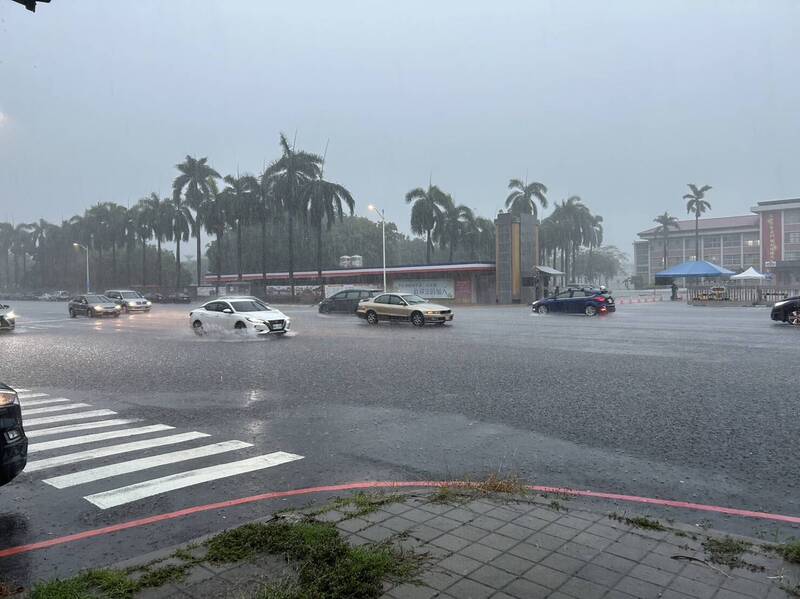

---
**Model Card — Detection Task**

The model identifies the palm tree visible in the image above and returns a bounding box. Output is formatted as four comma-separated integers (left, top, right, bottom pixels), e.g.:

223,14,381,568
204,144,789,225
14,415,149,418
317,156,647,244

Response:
169,196,192,290
653,212,680,270
27,219,50,288
263,133,323,299
132,203,153,287
435,193,474,262
256,173,277,282
202,180,226,293
405,183,446,263
586,214,604,283
106,203,129,288
683,184,712,260
505,178,548,218
172,156,221,287
221,174,259,281
139,193,172,289
0,222,14,288
303,163,355,287
12,223,32,288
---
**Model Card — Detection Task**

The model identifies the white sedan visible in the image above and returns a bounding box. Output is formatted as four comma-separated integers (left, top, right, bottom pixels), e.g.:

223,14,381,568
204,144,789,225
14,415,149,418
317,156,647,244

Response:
189,297,291,336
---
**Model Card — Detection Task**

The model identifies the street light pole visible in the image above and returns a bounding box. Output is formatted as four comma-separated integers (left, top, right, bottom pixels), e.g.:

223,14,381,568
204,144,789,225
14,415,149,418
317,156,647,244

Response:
368,205,387,292
73,243,90,293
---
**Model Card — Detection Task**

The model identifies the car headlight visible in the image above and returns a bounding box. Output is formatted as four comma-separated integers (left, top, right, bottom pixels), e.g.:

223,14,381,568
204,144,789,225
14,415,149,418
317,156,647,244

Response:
774,300,789,308
5,311,15,319
0,390,19,407
146,301,152,306
426,311,436,315
245,316,264,324
115,305,121,310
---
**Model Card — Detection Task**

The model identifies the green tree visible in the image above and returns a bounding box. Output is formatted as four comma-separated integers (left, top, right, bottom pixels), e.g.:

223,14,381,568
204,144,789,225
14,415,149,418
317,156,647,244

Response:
585,214,604,283
263,133,323,299
405,183,446,264
653,211,680,270
303,163,355,285
435,193,474,262
683,183,712,260
221,174,259,282
170,195,192,290
505,178,548,218
0,222,13,288
172,155,221,287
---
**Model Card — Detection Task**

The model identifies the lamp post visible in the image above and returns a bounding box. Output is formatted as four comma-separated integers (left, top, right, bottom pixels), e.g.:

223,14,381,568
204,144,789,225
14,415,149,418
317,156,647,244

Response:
368,204,387,292
73,243,90,293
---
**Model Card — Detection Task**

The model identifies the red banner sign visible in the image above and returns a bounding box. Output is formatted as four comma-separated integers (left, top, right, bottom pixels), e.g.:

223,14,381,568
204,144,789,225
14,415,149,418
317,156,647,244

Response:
761,211,781,267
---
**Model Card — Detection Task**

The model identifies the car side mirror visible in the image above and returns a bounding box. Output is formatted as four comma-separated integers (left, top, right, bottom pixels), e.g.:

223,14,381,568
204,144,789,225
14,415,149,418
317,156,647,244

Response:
222,308,233,314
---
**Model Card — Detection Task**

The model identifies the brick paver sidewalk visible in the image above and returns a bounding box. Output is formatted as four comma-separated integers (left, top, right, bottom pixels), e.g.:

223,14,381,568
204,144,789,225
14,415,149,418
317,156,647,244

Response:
121,490,799,598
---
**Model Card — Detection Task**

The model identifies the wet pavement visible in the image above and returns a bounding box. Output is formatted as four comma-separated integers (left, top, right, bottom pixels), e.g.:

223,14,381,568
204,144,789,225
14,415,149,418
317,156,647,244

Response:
0,299,798,587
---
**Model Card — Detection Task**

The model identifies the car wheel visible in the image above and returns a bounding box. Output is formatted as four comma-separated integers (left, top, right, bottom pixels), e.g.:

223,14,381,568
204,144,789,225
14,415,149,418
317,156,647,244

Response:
366,310,379,325
538,305,548,315
319,304,330,314
411,311,425,327
234,321,247,333
585,305,597,316
69,308,76,318
123,305,129,314
87,308,95,318
789,310,800,326
192,320,204,335
114,312,120,318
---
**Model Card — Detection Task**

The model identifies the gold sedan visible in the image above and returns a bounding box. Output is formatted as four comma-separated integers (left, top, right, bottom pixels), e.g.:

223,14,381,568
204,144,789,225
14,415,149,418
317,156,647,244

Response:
356,293,454,327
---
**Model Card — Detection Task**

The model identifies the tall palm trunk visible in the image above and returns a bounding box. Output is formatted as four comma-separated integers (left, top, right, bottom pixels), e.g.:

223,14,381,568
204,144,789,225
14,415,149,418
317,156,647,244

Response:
449,233,455,262
111,242,117,288
215,230,224,295
288,212,295,300
260,218,267,282
175,238,181,291
126,239,133,287
156,235,162,289
13,254,19,288
195,233,202,288
141,238,147,287
663,234,668,269
316,225,324,298
236,220,243,281
425,230,432,264
695,213,700,260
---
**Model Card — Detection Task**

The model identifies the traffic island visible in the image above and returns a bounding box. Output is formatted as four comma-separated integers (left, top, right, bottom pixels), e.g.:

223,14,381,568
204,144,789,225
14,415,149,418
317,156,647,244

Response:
22,487,800,598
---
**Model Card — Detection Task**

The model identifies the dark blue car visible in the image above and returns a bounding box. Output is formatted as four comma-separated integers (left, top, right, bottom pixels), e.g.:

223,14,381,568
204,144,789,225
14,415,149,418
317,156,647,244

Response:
531,287,616,316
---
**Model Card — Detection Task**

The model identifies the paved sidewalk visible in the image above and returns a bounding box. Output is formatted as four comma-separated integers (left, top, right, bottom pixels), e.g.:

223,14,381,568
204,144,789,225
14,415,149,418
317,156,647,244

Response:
41,489,800,599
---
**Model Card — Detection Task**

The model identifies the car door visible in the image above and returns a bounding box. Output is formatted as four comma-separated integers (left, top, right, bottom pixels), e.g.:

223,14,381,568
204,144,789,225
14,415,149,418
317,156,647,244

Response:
550,290,572,313
343,290,363,312
78,296,89,315
331,291,349,312
217,301,235,327
201,301,223,324
370,294,391,318
387,294,410,320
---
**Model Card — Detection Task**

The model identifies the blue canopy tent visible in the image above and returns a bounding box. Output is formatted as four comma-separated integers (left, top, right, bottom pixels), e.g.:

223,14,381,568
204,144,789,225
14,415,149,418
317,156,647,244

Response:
655,260,734,278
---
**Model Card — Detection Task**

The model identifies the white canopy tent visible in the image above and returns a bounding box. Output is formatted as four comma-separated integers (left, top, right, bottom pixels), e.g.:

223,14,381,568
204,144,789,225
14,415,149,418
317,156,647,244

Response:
730,267,767,281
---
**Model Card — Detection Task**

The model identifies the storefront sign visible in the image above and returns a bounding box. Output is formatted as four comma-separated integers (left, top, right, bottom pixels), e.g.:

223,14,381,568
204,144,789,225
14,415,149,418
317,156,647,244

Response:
393,278,454,299
455,278,472,300
761,211,782,267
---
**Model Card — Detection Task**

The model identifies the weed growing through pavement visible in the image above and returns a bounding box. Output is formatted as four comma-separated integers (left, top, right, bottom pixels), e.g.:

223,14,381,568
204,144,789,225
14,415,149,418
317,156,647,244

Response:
608,513,666,531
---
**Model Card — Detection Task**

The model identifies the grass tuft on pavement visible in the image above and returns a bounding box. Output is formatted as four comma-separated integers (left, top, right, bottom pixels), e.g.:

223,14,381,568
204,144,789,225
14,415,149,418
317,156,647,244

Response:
778,540,800,564
703,537,752,568
608,513,666,531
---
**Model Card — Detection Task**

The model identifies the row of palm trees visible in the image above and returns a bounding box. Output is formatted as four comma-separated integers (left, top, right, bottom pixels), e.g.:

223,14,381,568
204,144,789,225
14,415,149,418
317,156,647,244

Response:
652,183,713,269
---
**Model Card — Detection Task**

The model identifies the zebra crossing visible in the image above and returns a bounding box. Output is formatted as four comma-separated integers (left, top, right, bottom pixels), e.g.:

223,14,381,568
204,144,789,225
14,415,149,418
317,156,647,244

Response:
16,389,304,510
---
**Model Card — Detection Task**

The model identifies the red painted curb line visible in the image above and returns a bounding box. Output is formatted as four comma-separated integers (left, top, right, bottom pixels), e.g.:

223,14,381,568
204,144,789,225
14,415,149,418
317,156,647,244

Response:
1,481,798,559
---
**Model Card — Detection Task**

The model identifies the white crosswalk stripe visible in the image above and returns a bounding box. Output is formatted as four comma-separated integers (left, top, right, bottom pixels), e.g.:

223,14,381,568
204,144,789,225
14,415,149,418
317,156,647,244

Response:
43,440,253,488
22,403,91,416
24,409,117,427
26,419,142,439
28,424,175,453
25,432,210,472
18,388,305,510
19,397,71,407
84,452,304,509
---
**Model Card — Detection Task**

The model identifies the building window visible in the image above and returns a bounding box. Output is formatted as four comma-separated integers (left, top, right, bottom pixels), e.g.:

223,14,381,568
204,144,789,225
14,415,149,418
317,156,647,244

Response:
784,209,800,225
785,251,800,260
723,234,741,249
702,236,720,249
785,231,800,245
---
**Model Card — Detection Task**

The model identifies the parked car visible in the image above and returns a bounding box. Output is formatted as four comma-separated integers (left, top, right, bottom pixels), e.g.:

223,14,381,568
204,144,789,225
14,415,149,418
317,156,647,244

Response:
0,304,16,331
0,383,27,486
531,287,616,316
105,289,152,312
356,292,454,327
318,288,381,314
189,297,291,335
144,292,166,303
51,290,70,301
68,294,122,318
166,292,191,304
770,296,800,325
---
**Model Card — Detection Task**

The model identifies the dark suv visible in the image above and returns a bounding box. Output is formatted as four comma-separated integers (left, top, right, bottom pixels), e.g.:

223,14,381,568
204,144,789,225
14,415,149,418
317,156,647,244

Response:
0,383,27,486
319,288,381,314
531,287,616,316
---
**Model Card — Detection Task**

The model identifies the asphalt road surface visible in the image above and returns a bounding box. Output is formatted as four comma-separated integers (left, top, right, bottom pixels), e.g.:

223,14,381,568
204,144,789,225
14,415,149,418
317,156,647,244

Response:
1,299,798,585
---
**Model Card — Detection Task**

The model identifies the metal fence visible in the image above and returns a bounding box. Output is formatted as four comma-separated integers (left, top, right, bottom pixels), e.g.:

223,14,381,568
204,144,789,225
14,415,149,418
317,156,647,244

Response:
687,286,800,305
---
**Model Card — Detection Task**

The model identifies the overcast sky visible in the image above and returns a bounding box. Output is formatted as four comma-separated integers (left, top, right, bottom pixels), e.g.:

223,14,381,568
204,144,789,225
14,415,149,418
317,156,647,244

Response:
1,1,799,255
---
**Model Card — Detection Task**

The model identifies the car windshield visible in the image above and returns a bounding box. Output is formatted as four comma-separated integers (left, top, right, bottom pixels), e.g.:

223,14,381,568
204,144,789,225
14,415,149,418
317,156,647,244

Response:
121,292,142,299
400,295,427,304
86,295,110,303
230,300,269,312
